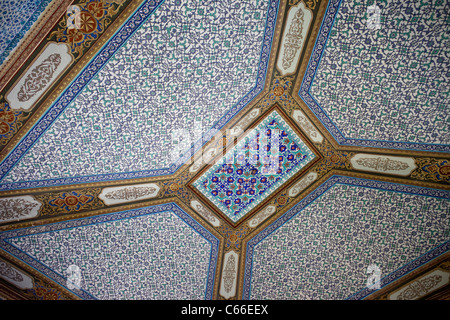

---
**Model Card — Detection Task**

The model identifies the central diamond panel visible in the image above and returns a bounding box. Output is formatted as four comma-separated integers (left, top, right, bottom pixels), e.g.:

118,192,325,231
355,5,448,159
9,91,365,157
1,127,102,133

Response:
192,109,316,223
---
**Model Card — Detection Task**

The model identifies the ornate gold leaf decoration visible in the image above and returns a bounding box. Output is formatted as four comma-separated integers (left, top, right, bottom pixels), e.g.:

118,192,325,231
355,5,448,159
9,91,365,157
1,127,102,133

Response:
396,274,443,300
314,139,354,178
282,7,305,70
103,186,158,201
0,99,30,147
0,261,24,282
289,0,318,10
24,278,71,300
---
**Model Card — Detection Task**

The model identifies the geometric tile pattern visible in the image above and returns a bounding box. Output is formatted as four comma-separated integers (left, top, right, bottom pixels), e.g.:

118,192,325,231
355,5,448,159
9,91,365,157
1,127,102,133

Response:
0,0,52,65
244,176,450,300
303,0,450,151
0,0,278,189
0,203,219,300
192,109,315,223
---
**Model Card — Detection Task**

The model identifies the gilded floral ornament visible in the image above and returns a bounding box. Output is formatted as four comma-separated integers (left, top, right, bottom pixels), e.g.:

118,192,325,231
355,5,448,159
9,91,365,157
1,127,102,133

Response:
314,139,354,178
161,171,192,200
218,224,250,250
48,0,126,59
49,192,94,212
304,0,319,10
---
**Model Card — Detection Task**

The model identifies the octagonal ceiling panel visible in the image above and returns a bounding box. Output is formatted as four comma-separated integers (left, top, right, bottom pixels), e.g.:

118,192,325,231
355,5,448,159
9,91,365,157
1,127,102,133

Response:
244,176,449,300
300,0,449,152
0,0,279,190
0,202,219,299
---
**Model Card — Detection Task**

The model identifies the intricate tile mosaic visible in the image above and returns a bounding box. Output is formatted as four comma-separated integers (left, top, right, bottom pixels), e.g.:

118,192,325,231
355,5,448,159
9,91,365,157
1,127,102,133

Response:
0,203,219,300
1,0,448,302
301,0,450,152
192,110,315,223
0,0,280,190
244,176,450,300
0,0,52,66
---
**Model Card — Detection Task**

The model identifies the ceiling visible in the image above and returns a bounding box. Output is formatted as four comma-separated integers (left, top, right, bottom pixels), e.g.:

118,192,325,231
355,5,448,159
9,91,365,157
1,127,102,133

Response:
0,0,448,300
